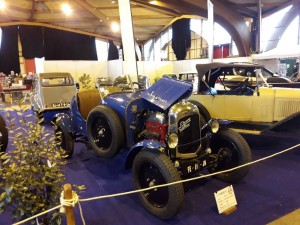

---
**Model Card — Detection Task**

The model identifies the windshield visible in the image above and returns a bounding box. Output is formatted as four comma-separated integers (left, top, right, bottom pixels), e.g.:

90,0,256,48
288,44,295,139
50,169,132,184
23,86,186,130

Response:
257,68,274,78
41,77,74,86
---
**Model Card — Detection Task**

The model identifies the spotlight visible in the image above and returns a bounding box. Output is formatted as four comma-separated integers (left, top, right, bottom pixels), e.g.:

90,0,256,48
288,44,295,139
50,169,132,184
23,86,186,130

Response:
0,0,6,10
111,22,120,32
61,3,72,16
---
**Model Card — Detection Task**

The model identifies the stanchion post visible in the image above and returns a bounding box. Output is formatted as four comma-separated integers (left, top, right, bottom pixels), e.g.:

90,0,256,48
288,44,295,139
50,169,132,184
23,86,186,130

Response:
64,183,76,225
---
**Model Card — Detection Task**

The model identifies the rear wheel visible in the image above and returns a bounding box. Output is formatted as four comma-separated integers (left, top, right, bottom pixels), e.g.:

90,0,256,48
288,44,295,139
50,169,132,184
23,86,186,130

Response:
0,115,8,153
54,123,74,158
208,128,252,183
87,106,124,158
132,149,184,219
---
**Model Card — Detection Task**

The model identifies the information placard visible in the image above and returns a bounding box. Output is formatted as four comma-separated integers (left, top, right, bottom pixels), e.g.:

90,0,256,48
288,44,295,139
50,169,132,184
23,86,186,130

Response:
214,185,237,214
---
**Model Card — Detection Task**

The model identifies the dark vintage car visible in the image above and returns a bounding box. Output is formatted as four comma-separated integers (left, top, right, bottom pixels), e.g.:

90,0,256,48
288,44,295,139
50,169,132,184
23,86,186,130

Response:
53,76,252,219
113,74,151,90
211,62,300,90
0,114,8,153
189,63,300,137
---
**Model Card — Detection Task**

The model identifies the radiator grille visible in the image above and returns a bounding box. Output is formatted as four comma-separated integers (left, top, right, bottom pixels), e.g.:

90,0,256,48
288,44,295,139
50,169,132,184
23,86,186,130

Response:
275,99,300,118
177,114,200,154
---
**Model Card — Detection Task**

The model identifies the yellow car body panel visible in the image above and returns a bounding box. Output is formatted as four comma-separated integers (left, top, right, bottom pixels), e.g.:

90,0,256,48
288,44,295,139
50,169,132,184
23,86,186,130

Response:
189,86,300,123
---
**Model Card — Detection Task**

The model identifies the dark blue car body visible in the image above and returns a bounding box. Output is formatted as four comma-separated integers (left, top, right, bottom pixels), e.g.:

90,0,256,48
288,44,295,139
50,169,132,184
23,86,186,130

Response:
55,76,193,153
53,76,251,220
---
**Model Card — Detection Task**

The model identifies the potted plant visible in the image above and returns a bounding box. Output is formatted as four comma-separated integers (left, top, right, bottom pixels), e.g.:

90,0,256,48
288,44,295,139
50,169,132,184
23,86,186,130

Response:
0,105,67,224
78,73,92,90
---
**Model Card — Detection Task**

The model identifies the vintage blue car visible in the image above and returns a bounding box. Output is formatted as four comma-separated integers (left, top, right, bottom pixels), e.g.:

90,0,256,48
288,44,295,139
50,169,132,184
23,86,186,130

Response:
0,114,8,153
53,76,252,219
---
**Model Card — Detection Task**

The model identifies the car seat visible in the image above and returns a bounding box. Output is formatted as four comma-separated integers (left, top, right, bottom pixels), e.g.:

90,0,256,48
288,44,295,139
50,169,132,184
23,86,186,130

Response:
77,89,101,120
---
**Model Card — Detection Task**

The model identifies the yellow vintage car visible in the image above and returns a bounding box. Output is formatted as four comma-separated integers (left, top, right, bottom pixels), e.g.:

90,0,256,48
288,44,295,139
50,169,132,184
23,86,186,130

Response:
189,62,300,136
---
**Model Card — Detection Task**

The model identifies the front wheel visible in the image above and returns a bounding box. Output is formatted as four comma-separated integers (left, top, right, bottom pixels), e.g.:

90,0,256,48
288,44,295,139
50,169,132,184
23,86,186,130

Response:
208,128,252,183
54,123,74,158
132,149,184,219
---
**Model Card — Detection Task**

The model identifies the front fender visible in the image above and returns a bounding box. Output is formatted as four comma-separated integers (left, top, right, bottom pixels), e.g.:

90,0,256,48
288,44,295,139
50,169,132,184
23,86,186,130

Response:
262,111,300,137
125,140,164,169
53,113,73,133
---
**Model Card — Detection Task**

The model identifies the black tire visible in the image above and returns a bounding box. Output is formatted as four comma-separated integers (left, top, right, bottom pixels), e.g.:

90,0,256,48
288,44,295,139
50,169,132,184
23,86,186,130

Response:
208,128,252,183
87,106,124,158
0,115,8,153
132,149,184,219
54,124,74,158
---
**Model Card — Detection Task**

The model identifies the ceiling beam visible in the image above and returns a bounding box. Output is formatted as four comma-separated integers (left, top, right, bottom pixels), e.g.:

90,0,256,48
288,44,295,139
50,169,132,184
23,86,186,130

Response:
33,17,101,23
265,3,299,50
72,0,111,26
263,0,300,18
234,7,258,18
106,15,173,20
131,0,180,17
29,0,36,21
0,21,120,42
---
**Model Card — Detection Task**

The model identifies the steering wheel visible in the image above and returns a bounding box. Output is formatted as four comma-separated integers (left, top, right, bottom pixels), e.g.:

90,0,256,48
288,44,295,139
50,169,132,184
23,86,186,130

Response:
234,78,254,96
131,82,142,90
290,72,300,82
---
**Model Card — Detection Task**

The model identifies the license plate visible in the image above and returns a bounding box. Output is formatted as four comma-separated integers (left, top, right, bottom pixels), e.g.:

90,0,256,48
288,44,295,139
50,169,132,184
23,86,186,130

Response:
51,102,70,107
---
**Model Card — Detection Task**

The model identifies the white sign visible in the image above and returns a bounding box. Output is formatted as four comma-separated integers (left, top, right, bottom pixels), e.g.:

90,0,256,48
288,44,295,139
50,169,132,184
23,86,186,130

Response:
214,185,237,214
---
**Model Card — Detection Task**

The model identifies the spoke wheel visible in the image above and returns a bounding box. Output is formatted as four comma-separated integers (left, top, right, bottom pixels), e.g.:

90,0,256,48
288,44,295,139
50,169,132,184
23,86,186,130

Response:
132,148,184,219
91,115,112,149
139,162,169,208
208,128,252,183
87,106,124,158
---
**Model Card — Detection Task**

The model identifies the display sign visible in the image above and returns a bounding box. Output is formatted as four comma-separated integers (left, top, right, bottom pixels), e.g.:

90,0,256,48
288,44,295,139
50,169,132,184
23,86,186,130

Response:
214,185,237,214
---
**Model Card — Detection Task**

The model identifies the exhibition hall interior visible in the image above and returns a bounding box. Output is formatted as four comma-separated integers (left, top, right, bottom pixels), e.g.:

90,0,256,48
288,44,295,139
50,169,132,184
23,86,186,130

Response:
0,0,300,225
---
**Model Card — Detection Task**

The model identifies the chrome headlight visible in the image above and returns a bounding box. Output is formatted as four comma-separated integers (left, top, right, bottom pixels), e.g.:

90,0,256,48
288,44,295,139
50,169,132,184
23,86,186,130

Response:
210,119,219,133
166,133,178,149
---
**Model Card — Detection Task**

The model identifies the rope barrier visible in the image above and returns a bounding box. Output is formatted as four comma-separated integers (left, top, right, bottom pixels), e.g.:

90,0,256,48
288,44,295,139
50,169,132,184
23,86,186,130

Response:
12,142,300,225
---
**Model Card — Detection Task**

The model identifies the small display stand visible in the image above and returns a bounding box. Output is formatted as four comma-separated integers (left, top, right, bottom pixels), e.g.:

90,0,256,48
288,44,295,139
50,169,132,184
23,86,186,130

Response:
214,185,237,215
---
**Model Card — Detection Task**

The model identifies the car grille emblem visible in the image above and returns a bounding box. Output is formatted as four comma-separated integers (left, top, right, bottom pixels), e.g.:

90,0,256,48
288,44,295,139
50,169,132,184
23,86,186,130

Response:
178,117,191,132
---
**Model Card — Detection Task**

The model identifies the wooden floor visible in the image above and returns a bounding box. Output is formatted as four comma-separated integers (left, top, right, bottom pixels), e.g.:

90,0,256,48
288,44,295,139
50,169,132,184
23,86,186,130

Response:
268,208,300,225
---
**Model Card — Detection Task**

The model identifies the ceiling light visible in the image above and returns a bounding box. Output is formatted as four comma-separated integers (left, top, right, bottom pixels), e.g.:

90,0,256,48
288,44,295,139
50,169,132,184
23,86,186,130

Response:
61,3,72,16
149,1,158,5
0,1,6,10
111,22,120,32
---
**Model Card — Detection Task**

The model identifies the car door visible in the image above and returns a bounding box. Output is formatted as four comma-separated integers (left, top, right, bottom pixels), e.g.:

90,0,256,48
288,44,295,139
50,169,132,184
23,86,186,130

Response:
193,94,253,121
223,95,253,120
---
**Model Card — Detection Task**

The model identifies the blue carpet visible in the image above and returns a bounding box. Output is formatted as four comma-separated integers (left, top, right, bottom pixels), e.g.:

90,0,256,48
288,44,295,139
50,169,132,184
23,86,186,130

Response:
1,110,300,225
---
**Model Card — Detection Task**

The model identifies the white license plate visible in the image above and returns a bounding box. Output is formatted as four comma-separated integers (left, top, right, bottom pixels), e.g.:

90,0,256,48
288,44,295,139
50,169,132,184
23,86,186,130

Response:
51,102,70,107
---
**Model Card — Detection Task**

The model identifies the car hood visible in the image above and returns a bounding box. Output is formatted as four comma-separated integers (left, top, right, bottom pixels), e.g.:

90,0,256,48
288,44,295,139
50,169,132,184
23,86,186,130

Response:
140,76,193,111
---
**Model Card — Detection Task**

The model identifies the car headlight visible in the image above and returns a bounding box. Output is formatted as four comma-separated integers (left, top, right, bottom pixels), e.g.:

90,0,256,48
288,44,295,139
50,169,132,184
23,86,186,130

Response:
166,133,178,149
210,119,219,133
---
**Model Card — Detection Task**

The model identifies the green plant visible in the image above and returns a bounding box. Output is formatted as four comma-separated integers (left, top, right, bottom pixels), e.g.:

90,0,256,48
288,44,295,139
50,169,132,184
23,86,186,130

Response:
78,73,92,89
0,105,67,224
